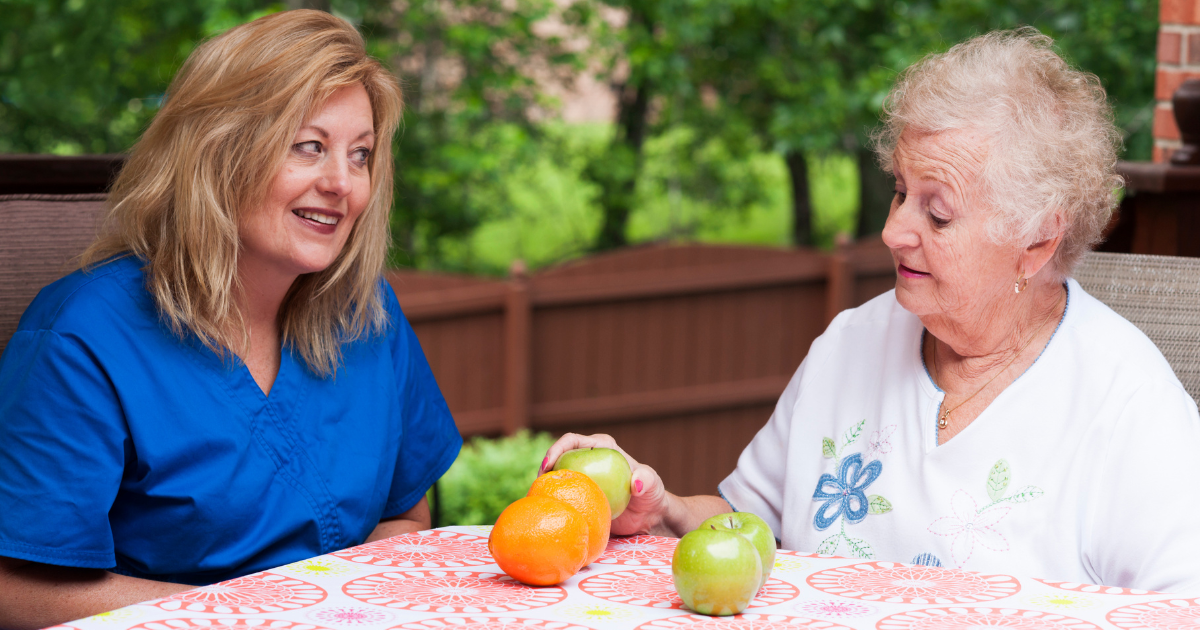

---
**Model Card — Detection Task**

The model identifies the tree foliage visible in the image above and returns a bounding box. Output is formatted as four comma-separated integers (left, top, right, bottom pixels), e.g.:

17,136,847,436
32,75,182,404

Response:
345,0,592,267
581,0,788,249
0,0,274,153
590,0,1159,244
1,0,1160,260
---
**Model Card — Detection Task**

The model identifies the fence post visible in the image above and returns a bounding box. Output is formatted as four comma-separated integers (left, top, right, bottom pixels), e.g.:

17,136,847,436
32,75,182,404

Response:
503,260,532,436
826,239,855,324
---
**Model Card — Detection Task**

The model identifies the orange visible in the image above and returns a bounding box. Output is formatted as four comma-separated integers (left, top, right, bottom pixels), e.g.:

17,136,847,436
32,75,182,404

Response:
489,495,589,586
528,469,612,565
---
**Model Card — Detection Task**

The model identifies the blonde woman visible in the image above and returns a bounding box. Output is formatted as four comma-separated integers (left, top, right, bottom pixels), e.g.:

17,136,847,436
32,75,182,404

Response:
0,11,461,626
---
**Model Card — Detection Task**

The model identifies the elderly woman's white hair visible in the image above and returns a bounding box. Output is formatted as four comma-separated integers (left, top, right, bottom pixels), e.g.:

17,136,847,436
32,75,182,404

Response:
874,27,1124,277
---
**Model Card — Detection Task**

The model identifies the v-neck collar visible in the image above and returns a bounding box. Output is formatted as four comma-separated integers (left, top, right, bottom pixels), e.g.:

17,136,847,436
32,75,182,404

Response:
180,331,304,421
916,281,1073,450
247,347,290,404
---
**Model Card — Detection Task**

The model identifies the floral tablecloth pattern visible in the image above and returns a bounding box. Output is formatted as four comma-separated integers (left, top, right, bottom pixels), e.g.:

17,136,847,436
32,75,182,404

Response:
57,526,1195,630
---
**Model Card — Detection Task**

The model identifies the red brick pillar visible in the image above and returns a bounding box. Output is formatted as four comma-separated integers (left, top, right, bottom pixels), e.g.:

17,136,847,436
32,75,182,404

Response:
1155,0,1200,162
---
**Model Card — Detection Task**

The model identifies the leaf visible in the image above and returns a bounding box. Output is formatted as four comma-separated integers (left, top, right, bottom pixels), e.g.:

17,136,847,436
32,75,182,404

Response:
1004,486,1044,504
840,419,866,449
816,533,841,556
987,459,1011,502
867,495,893,514
844,537,875,559
822,437,836,459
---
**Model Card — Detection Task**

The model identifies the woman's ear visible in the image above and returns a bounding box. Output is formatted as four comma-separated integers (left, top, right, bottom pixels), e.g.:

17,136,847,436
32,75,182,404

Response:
1021,211,1066,279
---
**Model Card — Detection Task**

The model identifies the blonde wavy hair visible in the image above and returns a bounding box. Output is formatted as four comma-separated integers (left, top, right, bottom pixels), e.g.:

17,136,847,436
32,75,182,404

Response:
874,27,1123,277
83,10,403,377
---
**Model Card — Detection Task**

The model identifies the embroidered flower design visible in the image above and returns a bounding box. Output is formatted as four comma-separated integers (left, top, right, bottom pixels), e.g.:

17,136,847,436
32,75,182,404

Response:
927,490,1012,567
813,453,882,530
911,552,943,567
866,425,897,460
811,420,892,558
926,459,1043,569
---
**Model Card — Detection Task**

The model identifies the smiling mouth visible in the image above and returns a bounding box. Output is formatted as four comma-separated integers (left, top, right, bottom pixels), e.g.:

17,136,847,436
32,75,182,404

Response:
898,264,931,278
294,209,339,226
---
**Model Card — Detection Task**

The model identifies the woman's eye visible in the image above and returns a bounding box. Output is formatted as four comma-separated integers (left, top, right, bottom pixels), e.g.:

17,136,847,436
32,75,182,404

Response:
894,191,906,204
294,141,321,155
351,148,371,166
929,212,950,227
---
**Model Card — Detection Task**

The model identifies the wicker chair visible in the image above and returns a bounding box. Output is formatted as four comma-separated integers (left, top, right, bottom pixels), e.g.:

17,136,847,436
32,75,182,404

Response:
0,194,106,356
1074,251,1200,404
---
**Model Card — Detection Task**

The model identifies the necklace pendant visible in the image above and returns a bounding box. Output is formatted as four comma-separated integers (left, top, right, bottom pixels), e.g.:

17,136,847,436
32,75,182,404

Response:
938,411,949,430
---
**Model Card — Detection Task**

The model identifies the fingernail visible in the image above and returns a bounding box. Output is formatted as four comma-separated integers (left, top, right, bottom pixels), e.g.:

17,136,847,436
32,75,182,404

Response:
540,457,547,473
634,479,643,494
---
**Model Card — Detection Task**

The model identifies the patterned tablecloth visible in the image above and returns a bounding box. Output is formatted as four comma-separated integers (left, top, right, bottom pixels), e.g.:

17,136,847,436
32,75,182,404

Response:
56,525,1196,630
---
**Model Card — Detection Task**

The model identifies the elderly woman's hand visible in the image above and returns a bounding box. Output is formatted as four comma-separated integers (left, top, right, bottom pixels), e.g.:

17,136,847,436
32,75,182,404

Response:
542,433,672,537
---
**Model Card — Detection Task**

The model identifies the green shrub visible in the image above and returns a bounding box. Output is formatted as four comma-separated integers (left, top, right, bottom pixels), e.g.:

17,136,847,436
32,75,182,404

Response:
434,430,557,526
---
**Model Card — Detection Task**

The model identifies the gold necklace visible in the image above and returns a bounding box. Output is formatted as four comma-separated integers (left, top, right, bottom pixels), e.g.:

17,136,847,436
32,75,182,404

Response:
933,289,1065,430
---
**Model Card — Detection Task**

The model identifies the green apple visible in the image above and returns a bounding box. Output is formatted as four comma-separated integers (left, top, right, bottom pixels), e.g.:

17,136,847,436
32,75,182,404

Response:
699,512,776,590
552,447,632,518
672,527,762,616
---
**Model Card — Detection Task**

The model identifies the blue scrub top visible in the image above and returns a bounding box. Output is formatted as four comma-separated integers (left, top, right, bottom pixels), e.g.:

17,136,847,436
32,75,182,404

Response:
0,256,462,585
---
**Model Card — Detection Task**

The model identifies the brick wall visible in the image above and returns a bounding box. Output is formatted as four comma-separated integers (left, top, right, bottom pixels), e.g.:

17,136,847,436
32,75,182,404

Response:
1155,0,1200,162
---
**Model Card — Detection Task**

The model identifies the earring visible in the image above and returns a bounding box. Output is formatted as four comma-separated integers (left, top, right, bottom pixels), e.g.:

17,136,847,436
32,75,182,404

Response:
1014,275,1028,294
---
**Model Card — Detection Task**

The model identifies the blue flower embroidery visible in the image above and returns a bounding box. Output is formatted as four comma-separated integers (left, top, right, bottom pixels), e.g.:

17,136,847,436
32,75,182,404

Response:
812,453,882,530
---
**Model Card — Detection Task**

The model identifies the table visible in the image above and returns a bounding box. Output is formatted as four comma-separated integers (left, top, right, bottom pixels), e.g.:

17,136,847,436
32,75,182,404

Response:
58,526,1195,630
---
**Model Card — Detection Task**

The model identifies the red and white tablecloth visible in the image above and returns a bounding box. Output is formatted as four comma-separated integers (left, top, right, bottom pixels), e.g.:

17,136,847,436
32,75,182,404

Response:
55,525,1197,630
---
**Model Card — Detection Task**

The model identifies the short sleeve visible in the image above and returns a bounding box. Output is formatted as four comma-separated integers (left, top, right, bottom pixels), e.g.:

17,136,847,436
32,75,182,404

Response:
718,307,851,538
1085,378,1200,593
381,289,463,518
0,329,126,568
718,361,805,537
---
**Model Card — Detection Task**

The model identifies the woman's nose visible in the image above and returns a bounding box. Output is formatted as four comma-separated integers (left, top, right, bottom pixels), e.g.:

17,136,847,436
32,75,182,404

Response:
317,156,352,198
881,197,918,250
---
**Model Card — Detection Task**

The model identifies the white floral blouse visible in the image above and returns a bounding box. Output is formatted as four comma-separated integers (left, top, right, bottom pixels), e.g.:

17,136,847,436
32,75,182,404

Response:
720,280,1200,594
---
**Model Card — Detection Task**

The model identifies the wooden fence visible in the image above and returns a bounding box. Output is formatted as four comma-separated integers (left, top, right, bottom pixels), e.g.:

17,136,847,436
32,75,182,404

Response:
389,239,896,499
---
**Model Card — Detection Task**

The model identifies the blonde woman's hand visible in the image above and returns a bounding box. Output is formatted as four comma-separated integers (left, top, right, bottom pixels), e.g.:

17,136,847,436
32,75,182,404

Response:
541,433,672,537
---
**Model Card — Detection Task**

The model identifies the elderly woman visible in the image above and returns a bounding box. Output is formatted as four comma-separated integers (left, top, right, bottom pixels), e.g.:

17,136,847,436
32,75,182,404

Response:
546,29,1200,592
0,11,460,627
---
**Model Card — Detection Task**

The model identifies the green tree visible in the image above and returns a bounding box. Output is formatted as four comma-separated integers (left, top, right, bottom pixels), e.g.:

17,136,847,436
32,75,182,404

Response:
343,0,591,268
580,0,784,250
662,0,928,245
0,0,275,154
845,0,1160,234
2,0,1159,256
666,0,1158,242
558,0,940,248
2,0,591,271
581,1,663,250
